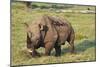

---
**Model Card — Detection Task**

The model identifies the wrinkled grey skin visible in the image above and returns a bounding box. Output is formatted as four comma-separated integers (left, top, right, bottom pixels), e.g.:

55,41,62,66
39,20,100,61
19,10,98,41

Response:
25,15,75,57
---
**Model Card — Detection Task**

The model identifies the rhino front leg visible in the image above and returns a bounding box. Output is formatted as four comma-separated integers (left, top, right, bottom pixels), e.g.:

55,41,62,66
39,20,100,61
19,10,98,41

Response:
45,42,54,56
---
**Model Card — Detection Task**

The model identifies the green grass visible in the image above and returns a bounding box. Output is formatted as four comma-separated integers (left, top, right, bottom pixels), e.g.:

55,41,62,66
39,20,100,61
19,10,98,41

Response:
11,2,96,66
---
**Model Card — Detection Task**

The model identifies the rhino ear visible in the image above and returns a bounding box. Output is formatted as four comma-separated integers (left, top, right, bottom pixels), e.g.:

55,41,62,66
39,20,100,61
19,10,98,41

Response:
40,25,43,30
23,23,29,28
39,24,44,31
23,23,29,32
39,16,47,31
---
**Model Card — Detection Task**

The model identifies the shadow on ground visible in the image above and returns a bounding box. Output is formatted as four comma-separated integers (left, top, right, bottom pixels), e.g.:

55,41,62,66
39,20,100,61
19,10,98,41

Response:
21,39,96,57
58,39,96,55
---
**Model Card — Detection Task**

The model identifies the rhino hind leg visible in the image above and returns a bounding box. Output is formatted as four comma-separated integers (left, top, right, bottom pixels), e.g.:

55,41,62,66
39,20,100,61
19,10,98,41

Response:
54,45,61,57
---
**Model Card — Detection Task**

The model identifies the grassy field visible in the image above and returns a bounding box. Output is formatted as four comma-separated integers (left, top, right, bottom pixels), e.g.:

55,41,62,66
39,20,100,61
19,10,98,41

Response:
11,2,96,66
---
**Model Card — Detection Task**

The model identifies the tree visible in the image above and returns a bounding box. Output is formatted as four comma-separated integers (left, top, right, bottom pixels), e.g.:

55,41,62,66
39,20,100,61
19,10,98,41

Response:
25,1,32,9
24,1,32,12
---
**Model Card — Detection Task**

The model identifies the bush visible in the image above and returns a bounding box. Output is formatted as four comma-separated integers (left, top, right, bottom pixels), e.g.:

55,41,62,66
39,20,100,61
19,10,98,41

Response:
32,4,38,9
75,33,88,40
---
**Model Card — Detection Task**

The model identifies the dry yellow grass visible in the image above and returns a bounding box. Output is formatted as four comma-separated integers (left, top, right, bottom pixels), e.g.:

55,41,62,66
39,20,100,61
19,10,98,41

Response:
11,2,96,66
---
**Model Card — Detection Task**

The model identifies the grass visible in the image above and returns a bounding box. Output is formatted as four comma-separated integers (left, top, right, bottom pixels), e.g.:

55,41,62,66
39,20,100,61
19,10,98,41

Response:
11,2,96,66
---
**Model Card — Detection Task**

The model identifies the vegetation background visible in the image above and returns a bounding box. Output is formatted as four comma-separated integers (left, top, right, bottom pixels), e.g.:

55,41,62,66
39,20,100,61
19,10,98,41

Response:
11,1,96,66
